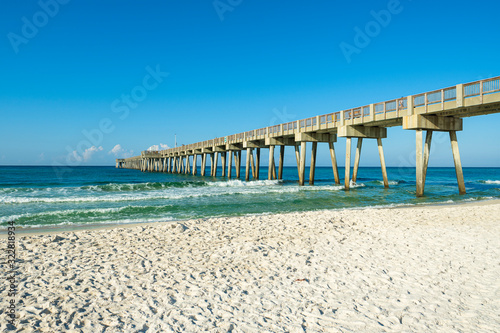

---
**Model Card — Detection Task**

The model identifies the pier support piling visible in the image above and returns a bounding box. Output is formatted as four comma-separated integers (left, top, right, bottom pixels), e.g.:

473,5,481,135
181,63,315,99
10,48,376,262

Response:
221,152,226,177
228,151,233,179
309,142,317,185
416,130,424,197
210,154,215,176
299,141,307,186
213,153,219,177
345,138,352,190
201,154,206,176
250,149,256,179
352,138,363,183
278,145,285,180
245,148,251,181
193,154,197,175
268,145,275,180
328,142,340,185
450,131,466,194
295,145,301,179
255,148,260,180
377,138,389,188
423,131,433,185
236,151,241,178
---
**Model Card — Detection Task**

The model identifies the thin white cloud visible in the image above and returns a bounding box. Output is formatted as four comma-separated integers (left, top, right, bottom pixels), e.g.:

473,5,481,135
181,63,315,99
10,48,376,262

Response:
108,144,134,158
82,146,103,162
71,150,82,162
147,143,170,151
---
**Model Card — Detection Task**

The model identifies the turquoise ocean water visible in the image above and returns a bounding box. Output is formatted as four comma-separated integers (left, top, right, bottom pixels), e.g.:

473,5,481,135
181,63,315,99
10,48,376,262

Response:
1,166,499,229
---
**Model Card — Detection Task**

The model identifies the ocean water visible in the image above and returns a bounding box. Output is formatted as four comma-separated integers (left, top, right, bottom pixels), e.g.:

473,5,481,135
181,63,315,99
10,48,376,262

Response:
1,166,499,229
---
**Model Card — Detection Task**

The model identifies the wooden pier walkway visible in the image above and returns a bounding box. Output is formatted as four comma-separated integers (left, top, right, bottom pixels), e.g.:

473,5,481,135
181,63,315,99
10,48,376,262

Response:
116,76,500,196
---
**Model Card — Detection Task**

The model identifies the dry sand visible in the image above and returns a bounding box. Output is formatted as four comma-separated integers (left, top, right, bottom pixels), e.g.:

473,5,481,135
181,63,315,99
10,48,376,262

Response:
2,201,500,332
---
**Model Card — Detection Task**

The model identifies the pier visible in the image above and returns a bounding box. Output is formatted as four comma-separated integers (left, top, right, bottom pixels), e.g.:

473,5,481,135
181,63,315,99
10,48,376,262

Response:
117,76,500,196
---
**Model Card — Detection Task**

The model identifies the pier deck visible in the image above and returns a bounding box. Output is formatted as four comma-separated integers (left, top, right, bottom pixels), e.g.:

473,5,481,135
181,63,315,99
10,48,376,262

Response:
116,76,500,196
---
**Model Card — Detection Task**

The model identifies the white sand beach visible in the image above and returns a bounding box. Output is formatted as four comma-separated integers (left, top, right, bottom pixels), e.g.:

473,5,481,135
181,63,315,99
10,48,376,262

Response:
3,200,500,332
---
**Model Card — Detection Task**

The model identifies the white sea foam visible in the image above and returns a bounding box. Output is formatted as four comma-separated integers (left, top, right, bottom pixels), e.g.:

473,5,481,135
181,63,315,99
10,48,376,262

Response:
376,180,399,185
1,181,349,204
349,181,366,188
0,216,176,230
207,179,281,187
484,180,500,185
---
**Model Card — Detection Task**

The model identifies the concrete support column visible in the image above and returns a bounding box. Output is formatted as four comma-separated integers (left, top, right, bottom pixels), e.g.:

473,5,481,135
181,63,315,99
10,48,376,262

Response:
294,145,300,179
255,148,260,180
377,138,389,188
221,152,226,177
245,148,251,181
450,131,466,194
423,131,433,185
213,153,219,177
416,130,424,197
268,145,275,180
328,142,340,185
299,141,307,186
193,154,197,175
345,138,352,190
210,154,215,176
236,151,241,178
352,138,363,183
250,149,256,179
228,151,233,179
201,154,206,176
278,145,285,180
309,142,317,185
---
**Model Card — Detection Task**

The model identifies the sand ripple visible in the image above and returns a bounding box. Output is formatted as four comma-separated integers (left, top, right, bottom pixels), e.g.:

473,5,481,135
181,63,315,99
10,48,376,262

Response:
2,202,500,332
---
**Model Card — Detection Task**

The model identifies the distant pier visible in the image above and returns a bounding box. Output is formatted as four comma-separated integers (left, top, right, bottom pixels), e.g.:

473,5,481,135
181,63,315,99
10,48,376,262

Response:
117,76,500,196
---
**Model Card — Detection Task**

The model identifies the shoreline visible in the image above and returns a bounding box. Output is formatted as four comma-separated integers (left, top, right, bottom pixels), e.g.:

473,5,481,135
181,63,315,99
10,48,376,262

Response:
6,196,500,331
6,197,500,238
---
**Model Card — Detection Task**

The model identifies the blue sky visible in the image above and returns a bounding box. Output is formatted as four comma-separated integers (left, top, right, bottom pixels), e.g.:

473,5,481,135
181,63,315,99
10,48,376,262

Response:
1,0,499,167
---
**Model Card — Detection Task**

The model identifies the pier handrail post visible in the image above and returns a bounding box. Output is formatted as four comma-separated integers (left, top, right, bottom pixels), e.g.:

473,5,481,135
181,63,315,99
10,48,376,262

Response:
456,84,464,107
407,95,414,116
